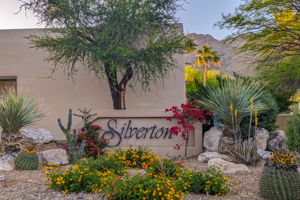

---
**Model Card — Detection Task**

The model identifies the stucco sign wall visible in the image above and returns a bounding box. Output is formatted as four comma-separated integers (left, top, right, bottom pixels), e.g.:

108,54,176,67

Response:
85,110,203,157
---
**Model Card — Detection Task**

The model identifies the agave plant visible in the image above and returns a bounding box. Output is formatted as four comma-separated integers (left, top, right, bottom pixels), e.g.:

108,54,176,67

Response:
192,76,274,127
0,90,44,155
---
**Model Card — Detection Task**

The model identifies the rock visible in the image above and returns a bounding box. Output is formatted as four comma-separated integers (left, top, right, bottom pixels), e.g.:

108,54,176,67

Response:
208,158,251,174
257,149,271,159
203,127,222,152
39,149,69,165
0,155,15,171
21,128,54,144
254,128,269,150
267,130,287,151
197,151,231,163
127,169,147,177
0,175,4,181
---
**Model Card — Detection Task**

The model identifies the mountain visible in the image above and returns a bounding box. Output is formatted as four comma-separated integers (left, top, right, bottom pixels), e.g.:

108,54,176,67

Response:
185,33,256,76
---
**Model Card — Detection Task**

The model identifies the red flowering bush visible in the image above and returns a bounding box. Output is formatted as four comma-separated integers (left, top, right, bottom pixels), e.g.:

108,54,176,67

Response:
165,102,212,153
77,124,108,158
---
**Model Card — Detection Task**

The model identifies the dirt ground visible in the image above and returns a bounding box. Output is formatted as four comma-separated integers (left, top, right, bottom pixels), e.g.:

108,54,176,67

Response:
0,159,265,200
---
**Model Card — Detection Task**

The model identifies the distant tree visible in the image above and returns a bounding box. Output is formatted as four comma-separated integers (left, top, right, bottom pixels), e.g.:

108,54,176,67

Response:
218,0,300,90
194,45,221,86
20,0,186,109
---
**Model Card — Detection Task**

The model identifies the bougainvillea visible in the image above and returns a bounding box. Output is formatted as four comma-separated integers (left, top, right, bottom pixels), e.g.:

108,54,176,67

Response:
77,124,108,158
165,102,212,153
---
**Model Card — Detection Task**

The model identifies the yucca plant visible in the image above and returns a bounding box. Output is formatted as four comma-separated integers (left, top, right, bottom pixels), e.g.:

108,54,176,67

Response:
0,90,44,155
192,76,274,127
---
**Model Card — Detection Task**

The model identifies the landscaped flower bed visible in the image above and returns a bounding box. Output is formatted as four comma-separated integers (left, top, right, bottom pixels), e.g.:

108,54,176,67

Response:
43,146,231,199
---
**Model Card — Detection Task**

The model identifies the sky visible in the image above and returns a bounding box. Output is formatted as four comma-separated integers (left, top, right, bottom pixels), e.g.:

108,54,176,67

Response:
0,0,242,40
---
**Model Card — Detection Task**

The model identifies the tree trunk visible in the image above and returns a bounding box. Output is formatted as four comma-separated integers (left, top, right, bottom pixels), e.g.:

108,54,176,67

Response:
105,63,133,110
203,64,207,86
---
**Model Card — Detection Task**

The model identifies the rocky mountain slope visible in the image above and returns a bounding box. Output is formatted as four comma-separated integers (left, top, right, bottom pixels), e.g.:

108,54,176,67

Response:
185,33,256,76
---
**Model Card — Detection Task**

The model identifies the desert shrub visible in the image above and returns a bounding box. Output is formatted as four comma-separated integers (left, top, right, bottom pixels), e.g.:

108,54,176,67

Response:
0,90,44,155
77,124,108,158
286,113,300,152
186,167,230,196
45,163,117,194
0,90,44,133
147,158,185,178
104,174,188,200
225,140,260,166
77,156,126,175
114,146,158,169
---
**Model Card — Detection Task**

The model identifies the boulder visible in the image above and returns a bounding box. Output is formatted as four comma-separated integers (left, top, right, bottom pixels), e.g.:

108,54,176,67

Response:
197,151,231,163
0,155,15,171
208,158,251,174
203,127,222,152
21,128,54,144
267,130,287,151
257,149,271,159
127,169,147,177
39,149,69,165
254,128,269,150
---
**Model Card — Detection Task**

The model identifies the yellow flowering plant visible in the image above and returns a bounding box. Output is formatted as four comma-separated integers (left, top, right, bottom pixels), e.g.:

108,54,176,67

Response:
43,146,232,198
268,149,298,171
185,167,230,196
104,174,187,200
114,146,158,169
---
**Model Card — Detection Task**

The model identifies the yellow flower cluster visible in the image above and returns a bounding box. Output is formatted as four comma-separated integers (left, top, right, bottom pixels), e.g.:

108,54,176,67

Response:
115,146,158,169
271,150,296,165
24,146,36,154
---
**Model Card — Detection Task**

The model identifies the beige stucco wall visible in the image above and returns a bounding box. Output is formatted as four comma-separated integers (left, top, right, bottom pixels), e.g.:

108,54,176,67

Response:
0,29,186,140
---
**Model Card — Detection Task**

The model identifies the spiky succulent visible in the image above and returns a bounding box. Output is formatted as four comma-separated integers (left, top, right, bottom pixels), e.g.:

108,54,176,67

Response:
260,167,300,200
15,147,39,170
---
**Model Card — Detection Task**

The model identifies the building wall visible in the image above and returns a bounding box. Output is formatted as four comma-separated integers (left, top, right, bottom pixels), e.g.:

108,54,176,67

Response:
0,29,186,140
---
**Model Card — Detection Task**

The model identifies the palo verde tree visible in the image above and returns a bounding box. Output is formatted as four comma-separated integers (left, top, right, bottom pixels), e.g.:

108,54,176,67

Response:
20,0,186,109
218,0,300,90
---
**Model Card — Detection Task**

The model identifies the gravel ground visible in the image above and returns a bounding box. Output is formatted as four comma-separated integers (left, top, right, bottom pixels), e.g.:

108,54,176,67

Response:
0,159,265,200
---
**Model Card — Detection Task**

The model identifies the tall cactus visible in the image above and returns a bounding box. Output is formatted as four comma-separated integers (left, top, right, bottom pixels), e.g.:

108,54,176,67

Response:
58,109,86,163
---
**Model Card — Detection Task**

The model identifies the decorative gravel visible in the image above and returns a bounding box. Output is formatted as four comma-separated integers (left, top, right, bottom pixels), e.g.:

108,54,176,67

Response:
0,159,265,200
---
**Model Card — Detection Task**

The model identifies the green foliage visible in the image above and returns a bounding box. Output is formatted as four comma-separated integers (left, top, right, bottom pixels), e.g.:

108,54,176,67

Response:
77,157,126,176
104,174,187,200
0,90,44,133
21,0,186,109
45,163,116,194
286,113,300,152
218,0,300,90
191,77,275,127
260,167,300,200
57,109,85,164
186,168,230,196
260,58,300,99
15,151,39,170
225,140,260,166
147,158,184,178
